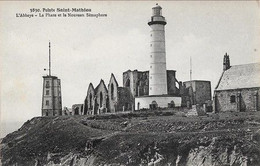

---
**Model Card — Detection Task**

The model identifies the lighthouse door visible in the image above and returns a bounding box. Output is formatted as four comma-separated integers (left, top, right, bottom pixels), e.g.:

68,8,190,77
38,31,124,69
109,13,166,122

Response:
168,100,175,108
150,101,158,110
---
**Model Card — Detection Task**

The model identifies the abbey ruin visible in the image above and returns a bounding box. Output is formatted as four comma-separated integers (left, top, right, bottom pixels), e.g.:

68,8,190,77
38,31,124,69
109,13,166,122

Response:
41,4,260,117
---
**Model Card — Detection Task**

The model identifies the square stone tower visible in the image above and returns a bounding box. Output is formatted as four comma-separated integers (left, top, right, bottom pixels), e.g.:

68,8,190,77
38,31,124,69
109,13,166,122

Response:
41,42,62,116
42,76,62,116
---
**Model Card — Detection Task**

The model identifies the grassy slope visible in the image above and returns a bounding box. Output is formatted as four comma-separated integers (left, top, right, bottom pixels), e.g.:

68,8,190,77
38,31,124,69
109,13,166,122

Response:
1,116,113,165
1,111,260,165
87,112,260,165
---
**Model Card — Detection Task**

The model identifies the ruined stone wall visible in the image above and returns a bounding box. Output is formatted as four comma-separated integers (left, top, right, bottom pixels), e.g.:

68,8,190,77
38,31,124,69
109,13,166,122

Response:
184,81,211,105
123,70,137,97
123,70,149,97
137,71,149,96
108,76,118,113
95,81,108,115
166,70,177,95
194,81,211,104
72,104,84,115
123,70,180,97
84,84,95,115
117,87,134,112
214,88,260,112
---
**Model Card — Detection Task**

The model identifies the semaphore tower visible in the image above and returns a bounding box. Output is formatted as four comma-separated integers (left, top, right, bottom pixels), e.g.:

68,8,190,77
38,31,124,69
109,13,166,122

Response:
41,42,62,116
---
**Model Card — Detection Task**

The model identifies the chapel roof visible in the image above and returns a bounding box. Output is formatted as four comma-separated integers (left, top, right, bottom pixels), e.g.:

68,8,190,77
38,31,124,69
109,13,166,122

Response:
215,63,260,91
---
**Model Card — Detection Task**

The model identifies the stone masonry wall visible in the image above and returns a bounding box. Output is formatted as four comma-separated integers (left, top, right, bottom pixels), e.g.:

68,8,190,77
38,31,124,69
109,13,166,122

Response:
195,81,211,104
184,81,211,105
123,70,149,97
95,81,108,115
117,87,134,112
108,76,118,113
85,84,95,115
214,88,260,112
166,70,177,95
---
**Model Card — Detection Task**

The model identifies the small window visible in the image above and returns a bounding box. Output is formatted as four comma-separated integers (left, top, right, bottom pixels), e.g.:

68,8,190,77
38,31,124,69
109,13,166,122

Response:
46,100,49,106
150,55,152,58
46,90,49,95
150,34,152,37
150,66,152,68
150,44,152,47
230,95,236,103
46,81,50,88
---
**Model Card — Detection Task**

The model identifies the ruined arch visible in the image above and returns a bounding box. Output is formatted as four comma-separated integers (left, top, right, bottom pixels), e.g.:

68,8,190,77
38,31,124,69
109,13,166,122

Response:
89,93,93,110
111,83,114,100
94,97,98,115
126,79,130,87
125,103,129,111
75,107,79,115
106,96,110,112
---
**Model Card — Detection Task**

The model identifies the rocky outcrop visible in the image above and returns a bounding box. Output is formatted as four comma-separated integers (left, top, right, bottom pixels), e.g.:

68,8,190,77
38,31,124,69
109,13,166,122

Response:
43,153,95,166
186,138,249,166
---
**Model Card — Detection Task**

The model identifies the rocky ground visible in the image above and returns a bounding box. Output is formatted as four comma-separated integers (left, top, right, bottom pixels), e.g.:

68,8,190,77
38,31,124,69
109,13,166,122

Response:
1,111,260,166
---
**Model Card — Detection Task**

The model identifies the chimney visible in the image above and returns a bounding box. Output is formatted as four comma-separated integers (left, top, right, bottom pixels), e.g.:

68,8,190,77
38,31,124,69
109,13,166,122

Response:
223,53,231,71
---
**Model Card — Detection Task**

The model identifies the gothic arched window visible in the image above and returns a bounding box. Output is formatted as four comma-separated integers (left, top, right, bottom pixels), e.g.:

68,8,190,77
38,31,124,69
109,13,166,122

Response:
100,92,103,107
89,93,93,109
126,79,130,87
111,84,114,100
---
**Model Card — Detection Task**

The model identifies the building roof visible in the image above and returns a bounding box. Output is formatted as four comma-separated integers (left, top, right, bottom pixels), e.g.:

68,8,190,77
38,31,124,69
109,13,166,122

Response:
215,63,260,91
152,4,162,9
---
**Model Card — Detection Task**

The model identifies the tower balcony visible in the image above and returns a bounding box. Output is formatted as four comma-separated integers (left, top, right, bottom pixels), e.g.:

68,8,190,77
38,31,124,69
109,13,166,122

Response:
148,16,167,26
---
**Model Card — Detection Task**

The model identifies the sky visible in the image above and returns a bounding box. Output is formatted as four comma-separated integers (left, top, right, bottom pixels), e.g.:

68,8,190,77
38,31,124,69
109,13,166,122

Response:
0,1,259,137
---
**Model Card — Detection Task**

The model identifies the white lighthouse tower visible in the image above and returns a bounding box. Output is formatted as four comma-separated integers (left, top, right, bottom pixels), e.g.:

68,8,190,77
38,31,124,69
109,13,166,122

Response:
134,4,182,110
148,4,167,95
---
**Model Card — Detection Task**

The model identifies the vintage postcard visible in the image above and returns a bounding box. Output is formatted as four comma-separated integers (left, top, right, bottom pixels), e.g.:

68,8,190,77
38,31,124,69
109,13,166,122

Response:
0,1,260,165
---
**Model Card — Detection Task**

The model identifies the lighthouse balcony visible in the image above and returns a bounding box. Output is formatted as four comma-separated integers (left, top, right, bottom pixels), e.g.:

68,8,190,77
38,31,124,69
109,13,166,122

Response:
148,17,167,26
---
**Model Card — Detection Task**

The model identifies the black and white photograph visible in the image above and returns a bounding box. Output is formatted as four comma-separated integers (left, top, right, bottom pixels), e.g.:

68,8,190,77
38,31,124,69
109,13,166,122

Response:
0,1,260,165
